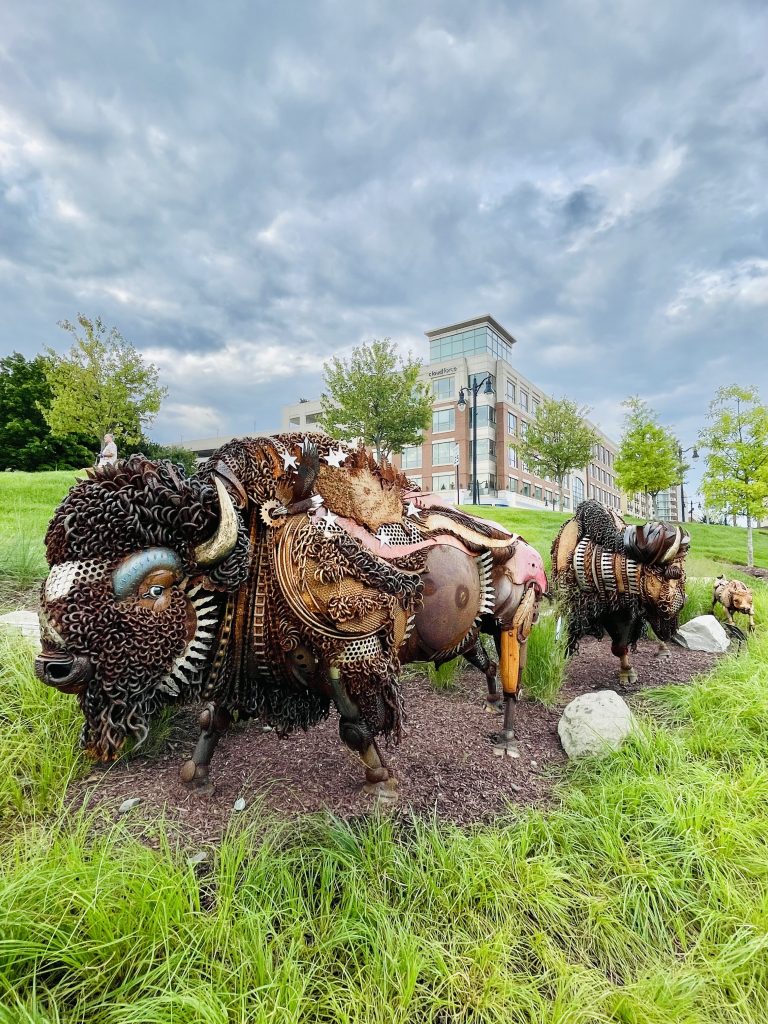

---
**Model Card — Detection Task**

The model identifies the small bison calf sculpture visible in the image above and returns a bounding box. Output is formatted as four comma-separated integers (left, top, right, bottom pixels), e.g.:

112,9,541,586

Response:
712,576,755,633
36,433,547,795
551,500,690,683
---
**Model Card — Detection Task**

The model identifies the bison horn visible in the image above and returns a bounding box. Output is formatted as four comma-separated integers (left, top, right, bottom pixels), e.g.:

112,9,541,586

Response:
193,476,240,568
112,548,183,598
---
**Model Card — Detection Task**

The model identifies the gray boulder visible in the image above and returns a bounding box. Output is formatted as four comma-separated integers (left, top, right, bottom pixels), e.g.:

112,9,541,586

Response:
0,610,41,644
674,615,729,653
558,691,638,759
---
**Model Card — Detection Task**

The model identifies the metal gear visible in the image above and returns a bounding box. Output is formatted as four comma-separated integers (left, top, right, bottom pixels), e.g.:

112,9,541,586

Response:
259,499,287,528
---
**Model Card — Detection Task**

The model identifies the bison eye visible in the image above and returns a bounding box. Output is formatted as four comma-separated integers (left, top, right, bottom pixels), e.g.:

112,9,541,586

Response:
144,584,165,599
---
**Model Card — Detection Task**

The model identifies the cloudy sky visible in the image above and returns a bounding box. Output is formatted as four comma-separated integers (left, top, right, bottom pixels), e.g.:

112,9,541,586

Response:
1,1,766,494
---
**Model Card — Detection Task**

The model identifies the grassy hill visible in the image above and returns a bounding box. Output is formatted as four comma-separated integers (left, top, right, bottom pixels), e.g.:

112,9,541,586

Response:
1,472,764,598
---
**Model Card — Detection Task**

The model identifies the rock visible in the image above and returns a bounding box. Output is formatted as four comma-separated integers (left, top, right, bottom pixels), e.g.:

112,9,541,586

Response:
558,691,638,759
118,797,142,814
187,851,210,867
674,615,729,653
0,610,40,643
233,797,246,811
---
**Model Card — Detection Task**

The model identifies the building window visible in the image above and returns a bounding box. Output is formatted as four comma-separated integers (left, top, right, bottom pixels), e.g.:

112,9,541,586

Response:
429,326,513,364
572,476,585,505
507,412,517,435
432,408,455,433
468,373,495,393
304,412,321,425
545,489,553,504
469,439,496,459
522,482,531,497
520,421,529,438
432,441,455,465
506,379,516,402
401,446,422,469
432,473,454,491
508,477,518,492
533,399,540,416
520,390,529,411
407,475,422,490
289,416,300,426
535,486,542,500
432,376,454,400
470,405,496,428
508,447,518,468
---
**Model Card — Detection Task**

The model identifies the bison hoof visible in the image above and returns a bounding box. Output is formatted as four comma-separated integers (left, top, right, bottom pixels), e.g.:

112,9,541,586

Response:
491,732,520,758
363,778,398,803
179,760,216,795
619,669,638,685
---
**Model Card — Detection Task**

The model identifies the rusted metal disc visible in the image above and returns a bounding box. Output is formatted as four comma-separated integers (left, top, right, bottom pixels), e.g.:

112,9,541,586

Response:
413,545,481,655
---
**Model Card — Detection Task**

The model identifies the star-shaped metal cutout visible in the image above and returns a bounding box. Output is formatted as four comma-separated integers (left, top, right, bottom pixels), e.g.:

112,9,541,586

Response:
281,450,298,472
322,510,338,535
405,501,421,518
324,447,347,469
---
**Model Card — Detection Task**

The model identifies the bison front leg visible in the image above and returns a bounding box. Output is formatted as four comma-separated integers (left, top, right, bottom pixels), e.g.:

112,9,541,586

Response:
328,666,397,802
491,588,538,759
179,702,232,793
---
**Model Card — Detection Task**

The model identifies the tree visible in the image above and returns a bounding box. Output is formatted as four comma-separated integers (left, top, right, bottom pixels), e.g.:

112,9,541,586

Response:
0,352,92,470
130,436,198,476
699,385,768,567
510,396,599,511
614,397,679,516
319,339,432,462
43,315,167,450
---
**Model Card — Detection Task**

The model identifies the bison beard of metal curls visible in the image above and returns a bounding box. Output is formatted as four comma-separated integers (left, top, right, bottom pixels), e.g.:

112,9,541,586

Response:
35,434,547,798
551,500,690,684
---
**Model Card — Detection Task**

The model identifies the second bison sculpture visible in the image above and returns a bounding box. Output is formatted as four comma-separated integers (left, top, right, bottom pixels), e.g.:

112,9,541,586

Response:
35,433,547,796
551,500,690,683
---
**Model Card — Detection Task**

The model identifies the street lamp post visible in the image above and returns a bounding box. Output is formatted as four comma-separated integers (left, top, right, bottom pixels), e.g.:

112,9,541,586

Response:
678,444,699,523
457,374,494,505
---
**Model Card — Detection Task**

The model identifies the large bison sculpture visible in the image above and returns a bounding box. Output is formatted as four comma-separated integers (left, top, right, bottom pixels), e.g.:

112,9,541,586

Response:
551,500,689,683
36,433,547,796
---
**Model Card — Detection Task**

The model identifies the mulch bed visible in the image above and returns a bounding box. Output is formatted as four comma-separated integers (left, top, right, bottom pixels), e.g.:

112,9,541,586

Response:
72,638,719,844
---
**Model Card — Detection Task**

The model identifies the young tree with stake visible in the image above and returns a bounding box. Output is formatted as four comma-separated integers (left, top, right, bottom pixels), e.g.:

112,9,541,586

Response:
319,339,432,463
511,396,600,511
699,385,768,568
614,397,679,517
43,315,167,451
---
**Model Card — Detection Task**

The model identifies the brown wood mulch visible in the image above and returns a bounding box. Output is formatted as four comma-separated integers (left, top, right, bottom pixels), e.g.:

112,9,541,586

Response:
71,638,719,845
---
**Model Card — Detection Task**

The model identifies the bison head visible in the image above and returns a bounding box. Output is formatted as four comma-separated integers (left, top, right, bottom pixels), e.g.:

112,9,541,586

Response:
35,456,247,760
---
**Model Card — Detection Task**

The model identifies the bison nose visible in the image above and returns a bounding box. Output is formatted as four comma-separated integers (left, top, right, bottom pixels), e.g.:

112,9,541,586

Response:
34,652,93,694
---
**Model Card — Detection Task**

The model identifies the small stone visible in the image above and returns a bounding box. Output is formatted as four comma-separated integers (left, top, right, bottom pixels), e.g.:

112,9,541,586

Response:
509,783,521,793
118,797,142,814
530,760,538,768
233,797,246,811
187,851,209,867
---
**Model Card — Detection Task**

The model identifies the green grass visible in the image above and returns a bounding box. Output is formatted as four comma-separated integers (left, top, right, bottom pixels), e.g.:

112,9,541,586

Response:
464,504,768,573
0,471,76,599
0,631,86,821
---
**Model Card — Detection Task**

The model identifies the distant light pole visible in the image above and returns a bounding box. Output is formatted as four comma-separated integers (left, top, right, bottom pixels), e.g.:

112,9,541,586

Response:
678,444,699,523
457,374,494,505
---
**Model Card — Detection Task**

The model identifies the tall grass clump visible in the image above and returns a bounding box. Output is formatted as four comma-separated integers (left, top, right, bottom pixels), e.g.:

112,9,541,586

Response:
0,518,48,591
423,657,463,692
0,632,84,819
523,604,568,704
